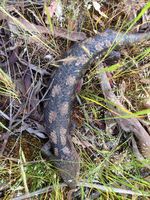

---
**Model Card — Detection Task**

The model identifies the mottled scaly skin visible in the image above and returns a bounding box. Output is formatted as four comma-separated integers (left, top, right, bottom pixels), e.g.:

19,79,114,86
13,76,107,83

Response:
44,30,150,188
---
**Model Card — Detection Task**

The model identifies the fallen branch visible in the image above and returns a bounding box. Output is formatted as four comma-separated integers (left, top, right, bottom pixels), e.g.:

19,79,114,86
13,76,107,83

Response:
99,66,150,159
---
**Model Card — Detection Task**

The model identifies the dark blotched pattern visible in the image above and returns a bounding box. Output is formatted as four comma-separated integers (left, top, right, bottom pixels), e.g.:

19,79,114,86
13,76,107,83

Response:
44,29,150,188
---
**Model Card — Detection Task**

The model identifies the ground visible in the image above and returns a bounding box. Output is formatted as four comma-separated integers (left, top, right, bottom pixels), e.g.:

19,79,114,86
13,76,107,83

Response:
0,0,150,199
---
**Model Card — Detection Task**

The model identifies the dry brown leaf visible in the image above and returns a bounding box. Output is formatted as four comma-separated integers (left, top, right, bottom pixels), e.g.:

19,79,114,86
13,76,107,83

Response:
15,122,46,139
8,17,86,41
72,136,95,149
92,0,108,18
46,0,63,20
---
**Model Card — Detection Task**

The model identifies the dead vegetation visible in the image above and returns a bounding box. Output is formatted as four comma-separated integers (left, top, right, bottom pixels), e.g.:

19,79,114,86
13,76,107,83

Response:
0,0,150,199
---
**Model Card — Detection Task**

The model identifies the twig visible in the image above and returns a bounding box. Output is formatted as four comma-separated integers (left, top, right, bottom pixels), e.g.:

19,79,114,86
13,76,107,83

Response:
78,182,150,196
12,183,67,200
0,110,10,120
11,181,150,200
